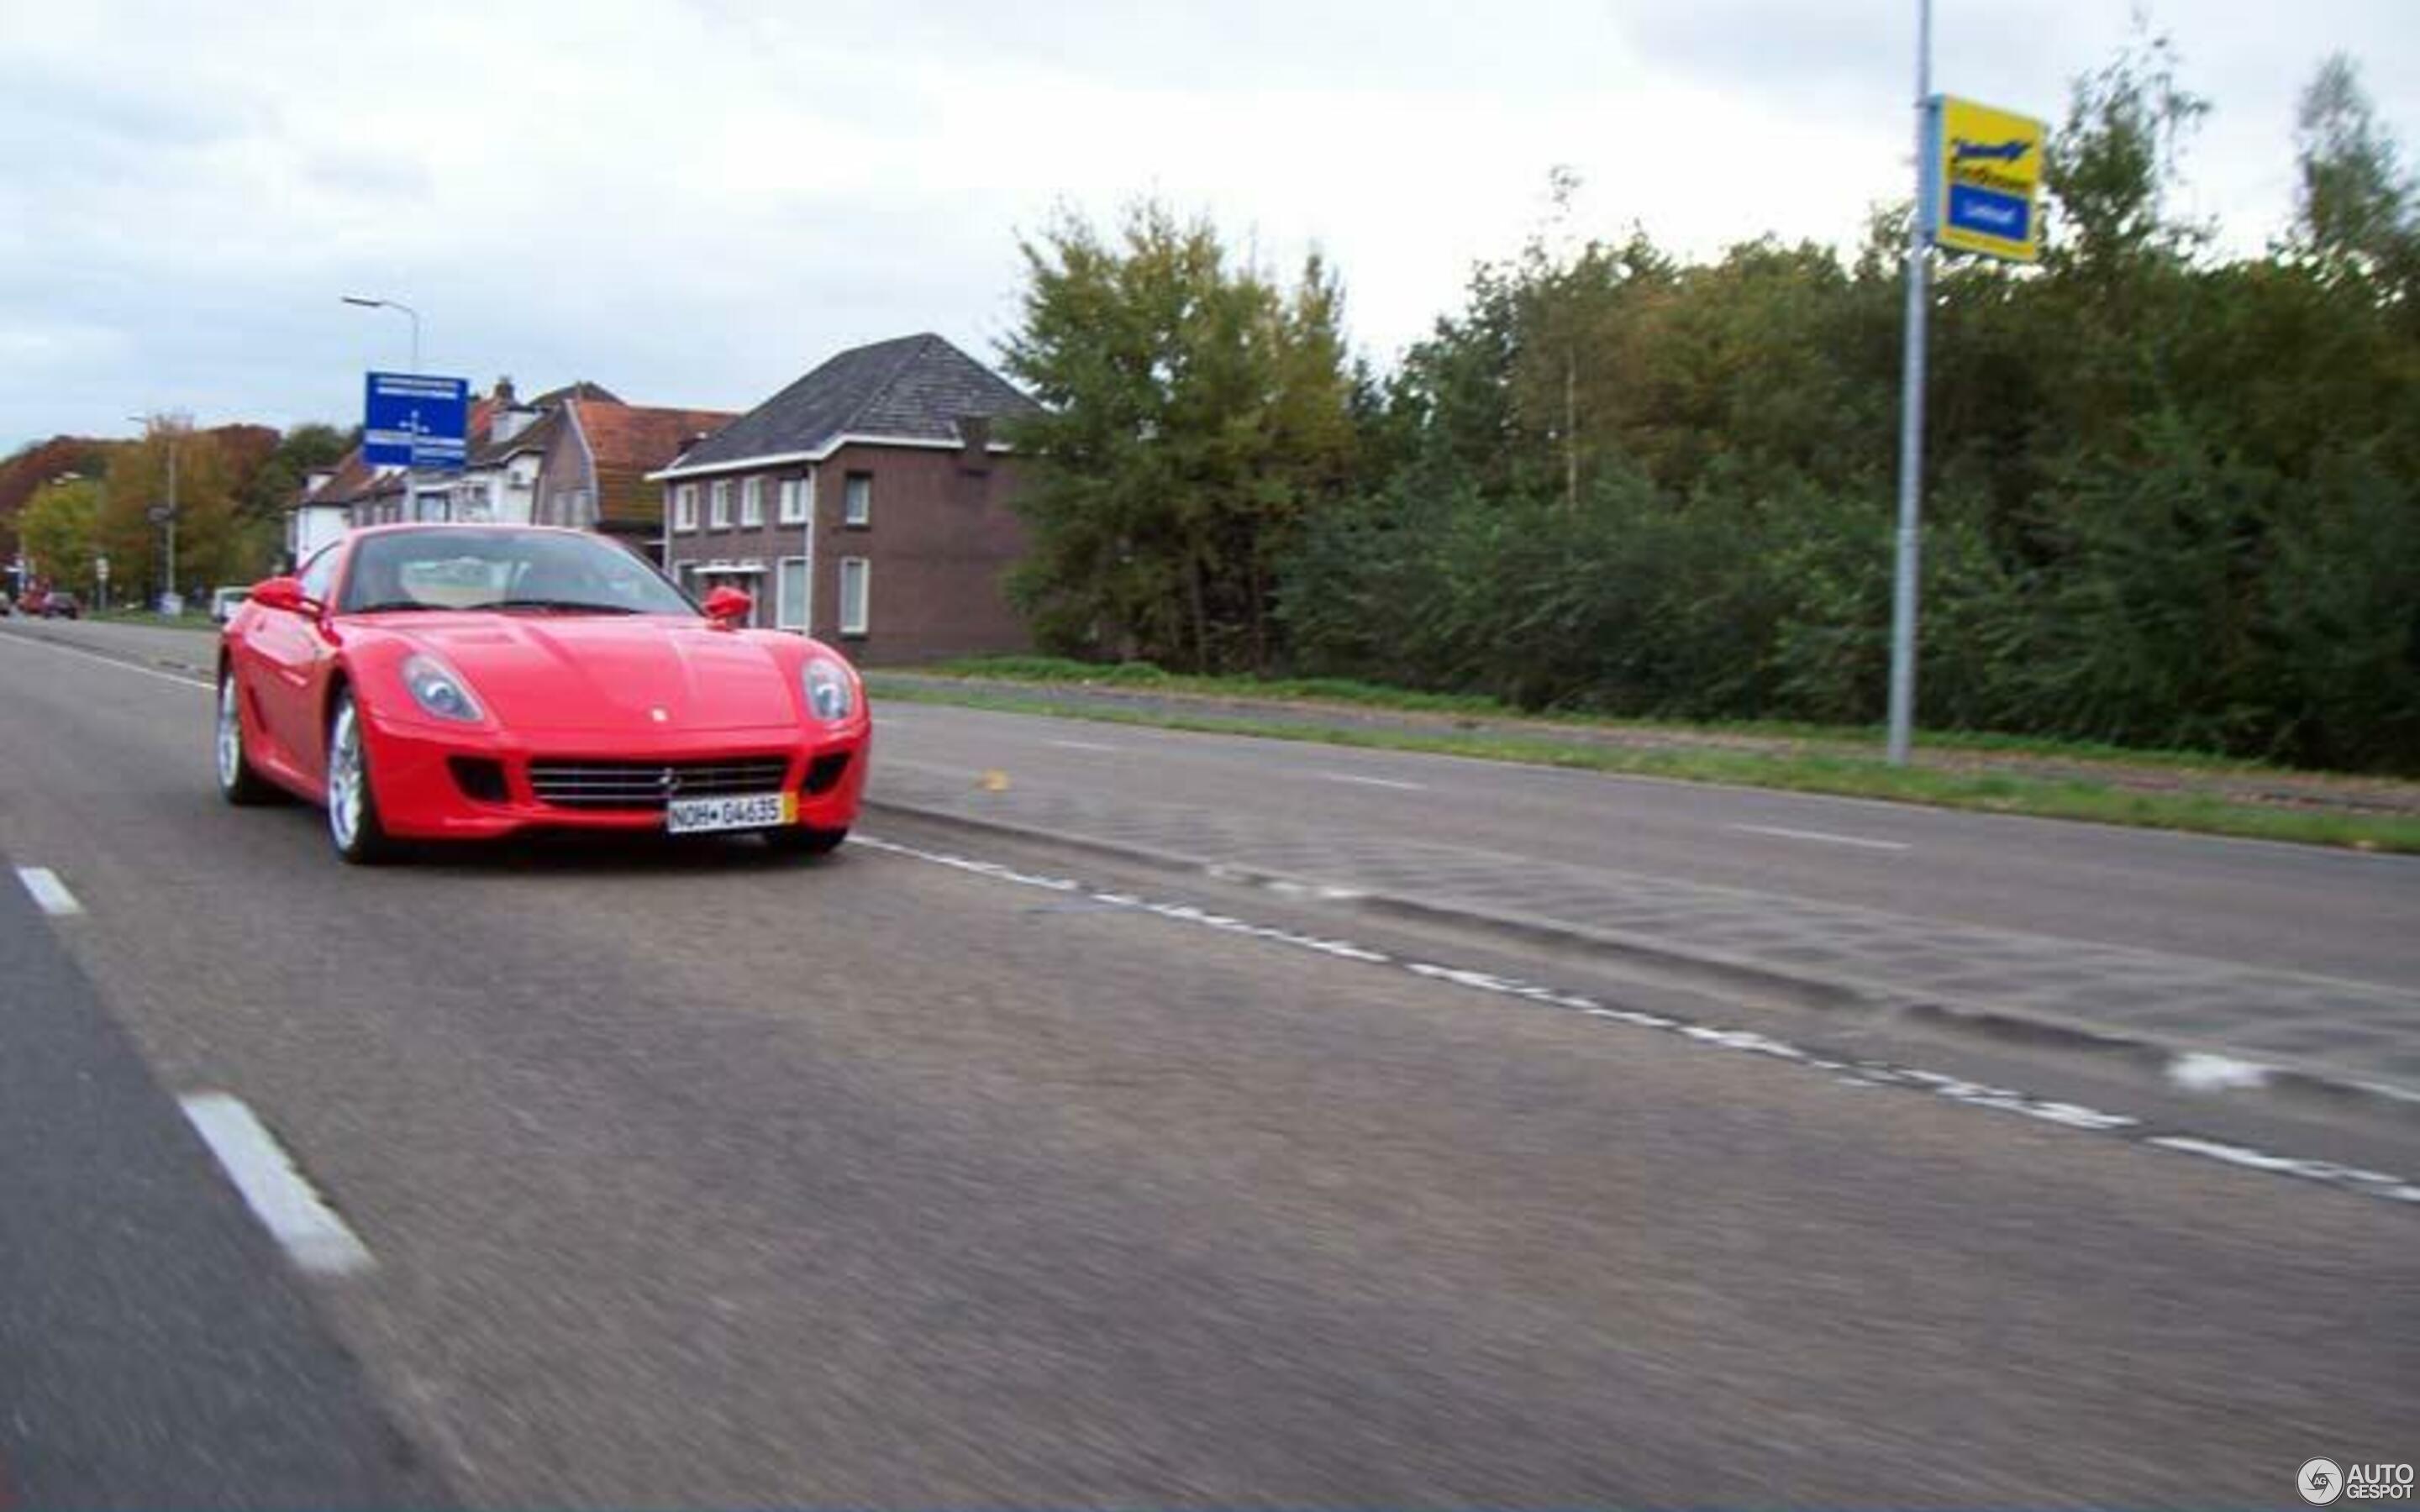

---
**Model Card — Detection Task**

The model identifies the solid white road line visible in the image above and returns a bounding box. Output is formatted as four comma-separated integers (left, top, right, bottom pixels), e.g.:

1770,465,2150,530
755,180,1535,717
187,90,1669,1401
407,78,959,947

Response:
14,866,83,916
851,832,2420,1209
1728,823,1910,853
177,1093,374,1277
0,633,213,690
1317,772,1426,792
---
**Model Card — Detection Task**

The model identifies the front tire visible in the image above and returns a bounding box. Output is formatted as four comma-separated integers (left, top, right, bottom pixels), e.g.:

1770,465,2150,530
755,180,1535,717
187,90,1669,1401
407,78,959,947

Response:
325,688,399,865
215,672,279,806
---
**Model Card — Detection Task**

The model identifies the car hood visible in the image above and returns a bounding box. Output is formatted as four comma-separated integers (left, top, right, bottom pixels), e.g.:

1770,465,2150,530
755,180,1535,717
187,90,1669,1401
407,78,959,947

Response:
387,615,801,733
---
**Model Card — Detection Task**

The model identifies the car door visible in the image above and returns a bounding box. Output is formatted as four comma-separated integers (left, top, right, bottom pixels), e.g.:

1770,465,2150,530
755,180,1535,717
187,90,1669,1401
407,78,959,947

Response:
243,543,344,781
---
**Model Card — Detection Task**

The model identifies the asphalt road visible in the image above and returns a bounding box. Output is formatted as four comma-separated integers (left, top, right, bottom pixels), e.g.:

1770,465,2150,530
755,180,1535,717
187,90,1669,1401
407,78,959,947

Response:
869,701,2420,988
0,621,2412,1506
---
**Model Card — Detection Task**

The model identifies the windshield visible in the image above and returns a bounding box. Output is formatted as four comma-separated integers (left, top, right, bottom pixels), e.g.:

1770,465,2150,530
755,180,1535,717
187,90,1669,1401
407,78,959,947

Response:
339,528,697,617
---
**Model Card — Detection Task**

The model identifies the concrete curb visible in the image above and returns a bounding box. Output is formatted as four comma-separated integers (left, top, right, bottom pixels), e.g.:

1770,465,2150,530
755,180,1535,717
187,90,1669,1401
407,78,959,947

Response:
865,794,2420,1126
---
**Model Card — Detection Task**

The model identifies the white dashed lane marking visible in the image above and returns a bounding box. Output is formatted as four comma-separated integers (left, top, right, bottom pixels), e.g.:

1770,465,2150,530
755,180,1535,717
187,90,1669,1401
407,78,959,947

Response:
14,867,82,916
1317,772,1426,792
1048,739,1123,753
178,1094,374,1277
1728,823,1910,853
852,833,2420,1210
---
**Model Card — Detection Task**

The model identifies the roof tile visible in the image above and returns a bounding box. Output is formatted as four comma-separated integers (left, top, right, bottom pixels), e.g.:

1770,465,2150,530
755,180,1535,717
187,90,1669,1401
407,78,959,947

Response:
670,333,1036,473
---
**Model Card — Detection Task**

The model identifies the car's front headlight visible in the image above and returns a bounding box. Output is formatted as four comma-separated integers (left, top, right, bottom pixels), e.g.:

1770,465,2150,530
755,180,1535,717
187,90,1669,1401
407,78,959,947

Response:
802,655,856,722
402,653,485,722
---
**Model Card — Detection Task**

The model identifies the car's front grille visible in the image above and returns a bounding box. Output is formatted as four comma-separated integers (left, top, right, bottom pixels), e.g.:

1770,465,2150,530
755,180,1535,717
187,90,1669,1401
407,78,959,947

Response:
528,756,792,811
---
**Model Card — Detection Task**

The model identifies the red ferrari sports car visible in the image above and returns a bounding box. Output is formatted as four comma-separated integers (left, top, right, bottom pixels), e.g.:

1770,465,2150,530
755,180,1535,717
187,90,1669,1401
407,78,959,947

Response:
216,523,870,864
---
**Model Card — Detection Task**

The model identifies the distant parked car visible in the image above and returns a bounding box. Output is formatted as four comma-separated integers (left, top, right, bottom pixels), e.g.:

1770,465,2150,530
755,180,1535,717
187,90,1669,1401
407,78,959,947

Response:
37,591,81,619
208,585,251,622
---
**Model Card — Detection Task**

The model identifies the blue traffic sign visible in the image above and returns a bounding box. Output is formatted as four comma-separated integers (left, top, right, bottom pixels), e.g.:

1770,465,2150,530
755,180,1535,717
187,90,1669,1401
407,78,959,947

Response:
362,372,469,470
1945,183,2031,245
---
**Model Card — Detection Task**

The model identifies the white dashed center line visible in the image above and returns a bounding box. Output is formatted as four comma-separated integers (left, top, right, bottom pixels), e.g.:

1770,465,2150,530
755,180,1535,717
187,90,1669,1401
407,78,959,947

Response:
1728,823,1909,852
1317,773,1426,792
178,1093,374,1277
1048,739,1123,753
14,866,83,916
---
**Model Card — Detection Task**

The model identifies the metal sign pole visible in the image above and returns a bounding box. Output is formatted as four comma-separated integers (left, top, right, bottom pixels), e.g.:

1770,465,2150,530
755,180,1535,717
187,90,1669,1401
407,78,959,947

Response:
1887,0,1933,767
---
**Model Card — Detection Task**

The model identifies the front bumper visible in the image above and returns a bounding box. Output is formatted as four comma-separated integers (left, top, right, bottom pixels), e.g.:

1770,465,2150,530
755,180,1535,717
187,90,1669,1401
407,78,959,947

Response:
359,710,871,841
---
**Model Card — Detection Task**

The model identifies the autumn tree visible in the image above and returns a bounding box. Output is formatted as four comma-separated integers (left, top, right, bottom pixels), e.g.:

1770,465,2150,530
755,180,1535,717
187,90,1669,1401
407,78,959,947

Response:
103,419,245,603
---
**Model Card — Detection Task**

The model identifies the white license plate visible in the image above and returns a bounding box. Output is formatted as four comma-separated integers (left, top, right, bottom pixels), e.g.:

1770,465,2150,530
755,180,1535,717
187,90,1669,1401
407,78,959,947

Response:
666,792,795,835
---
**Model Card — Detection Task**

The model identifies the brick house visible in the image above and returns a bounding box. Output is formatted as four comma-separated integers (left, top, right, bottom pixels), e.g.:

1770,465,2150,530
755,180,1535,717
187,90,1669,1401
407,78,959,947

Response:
529,392,738,559
651,333,1039,659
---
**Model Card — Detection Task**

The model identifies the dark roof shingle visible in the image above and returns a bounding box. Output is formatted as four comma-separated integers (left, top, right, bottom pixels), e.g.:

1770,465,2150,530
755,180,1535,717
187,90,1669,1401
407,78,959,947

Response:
668,333,1035,474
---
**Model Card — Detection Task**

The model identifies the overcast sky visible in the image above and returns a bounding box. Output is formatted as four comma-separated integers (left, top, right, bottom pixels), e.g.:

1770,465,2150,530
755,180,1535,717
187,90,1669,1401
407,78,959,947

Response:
3,0,2412,450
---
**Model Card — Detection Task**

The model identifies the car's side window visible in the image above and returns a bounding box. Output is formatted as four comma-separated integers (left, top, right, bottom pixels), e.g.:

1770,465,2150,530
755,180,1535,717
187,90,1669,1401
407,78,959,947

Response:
297,545,338,606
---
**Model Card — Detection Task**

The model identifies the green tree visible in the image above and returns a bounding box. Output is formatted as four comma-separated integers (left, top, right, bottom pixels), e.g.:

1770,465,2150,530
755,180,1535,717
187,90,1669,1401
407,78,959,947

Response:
240,423,352,520
1150,34,2420,772
18,477,103,599
2043,28,2209,276
233,422,352,579
2290,54,2417,299
999,202,1356,672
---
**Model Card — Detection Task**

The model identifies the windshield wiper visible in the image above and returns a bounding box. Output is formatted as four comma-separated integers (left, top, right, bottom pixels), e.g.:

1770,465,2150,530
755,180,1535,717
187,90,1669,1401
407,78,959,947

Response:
347,600,445,613
463,598,644,615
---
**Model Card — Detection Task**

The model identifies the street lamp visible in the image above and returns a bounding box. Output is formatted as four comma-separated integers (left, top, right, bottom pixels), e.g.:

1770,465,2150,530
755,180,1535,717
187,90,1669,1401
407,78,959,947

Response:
341,294,422,372
127,414,179,610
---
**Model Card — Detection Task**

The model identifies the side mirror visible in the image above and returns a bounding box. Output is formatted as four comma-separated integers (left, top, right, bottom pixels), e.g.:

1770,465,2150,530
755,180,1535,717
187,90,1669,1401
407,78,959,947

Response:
702,585,753,627
250,576,313,615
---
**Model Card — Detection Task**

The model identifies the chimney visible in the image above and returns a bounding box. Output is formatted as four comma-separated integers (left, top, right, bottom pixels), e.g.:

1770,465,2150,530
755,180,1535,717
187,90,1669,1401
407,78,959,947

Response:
488,375,536,444
956,413,992,472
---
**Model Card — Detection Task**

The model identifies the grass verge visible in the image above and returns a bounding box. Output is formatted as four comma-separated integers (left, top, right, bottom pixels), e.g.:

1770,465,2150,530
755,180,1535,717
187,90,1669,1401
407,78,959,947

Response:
869,673,2420,855
907,657,2291,773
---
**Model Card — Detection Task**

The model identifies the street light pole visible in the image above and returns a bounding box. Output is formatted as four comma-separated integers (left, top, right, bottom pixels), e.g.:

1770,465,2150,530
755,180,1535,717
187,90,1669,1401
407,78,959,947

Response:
341,295,422,371
127,414,180,610
1886,0,1933,768
166,433,179,603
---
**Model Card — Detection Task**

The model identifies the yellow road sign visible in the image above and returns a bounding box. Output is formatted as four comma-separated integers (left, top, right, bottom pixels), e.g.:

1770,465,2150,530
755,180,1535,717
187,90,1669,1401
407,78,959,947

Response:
1932,95,2046,262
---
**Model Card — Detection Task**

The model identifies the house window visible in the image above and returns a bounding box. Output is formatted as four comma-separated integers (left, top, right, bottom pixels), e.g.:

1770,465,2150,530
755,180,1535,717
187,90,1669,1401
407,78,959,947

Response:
776,555,808,630
673,485,697,532
708,480,732,529
777,476,808,525
843,472,871,528
739,475,763,528
838,556,870,636
737,560,766,627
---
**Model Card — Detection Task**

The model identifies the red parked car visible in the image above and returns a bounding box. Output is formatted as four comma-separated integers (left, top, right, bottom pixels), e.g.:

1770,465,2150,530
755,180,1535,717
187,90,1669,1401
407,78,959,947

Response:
216,523,870,864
